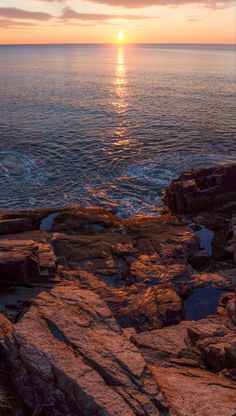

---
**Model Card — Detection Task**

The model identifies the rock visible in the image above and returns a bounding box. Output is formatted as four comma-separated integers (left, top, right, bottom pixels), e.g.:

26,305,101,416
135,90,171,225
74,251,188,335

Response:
37,242,57,277
51,207,121,233
233,226,236,263
2,282,164,416
132,321,195,364
188,249,211,271
151,366,236,416
119,285,183,331
133,316,236,373
52,216,198,332
0,180,235,416
218,291,236,324
133,318,236,414
164,163,236,214
0,240,39,285
197,334,236,371
186,319,236,372
192,271,235,290
0,217,32,235
225,341,236,368
226,299,236,325
0,314,13,340
0,240,57,286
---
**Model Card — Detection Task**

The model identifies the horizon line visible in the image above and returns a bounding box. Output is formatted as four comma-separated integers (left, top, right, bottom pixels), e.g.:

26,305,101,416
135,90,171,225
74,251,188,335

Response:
0,42,235,46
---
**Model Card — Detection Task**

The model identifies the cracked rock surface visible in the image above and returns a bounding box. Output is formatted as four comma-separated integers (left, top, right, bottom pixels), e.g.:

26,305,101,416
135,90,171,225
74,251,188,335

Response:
0,164,236,415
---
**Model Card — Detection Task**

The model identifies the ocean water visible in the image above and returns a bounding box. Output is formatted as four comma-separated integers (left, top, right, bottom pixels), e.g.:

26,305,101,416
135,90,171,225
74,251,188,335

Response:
0,44,235,217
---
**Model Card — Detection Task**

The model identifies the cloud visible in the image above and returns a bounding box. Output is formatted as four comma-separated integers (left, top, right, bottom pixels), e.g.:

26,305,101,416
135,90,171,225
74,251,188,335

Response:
83,0,233,8
0,5,151,30
0,7,53,21
0,19,37,28
0,6,150,24
61,6,150,21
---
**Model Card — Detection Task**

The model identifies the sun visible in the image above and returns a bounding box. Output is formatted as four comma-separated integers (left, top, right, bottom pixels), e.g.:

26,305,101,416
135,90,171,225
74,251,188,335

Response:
117,31,125,44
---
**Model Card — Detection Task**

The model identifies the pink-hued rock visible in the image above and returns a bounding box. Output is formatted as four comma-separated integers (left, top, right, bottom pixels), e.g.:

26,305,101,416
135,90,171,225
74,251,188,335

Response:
3,282,164,416
133,317,236,415
151,366,236,416
0,189,235,416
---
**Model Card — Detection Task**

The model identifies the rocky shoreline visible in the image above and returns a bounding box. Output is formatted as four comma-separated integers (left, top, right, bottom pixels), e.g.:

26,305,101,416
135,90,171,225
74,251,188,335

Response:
0,163,235,416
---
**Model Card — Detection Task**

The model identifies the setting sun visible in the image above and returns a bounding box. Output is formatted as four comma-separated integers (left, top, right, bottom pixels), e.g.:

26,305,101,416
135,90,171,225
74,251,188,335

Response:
117,31,125,44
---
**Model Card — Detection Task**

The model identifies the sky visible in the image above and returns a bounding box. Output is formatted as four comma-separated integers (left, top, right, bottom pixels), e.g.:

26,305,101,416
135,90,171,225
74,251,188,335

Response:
0,0,235,44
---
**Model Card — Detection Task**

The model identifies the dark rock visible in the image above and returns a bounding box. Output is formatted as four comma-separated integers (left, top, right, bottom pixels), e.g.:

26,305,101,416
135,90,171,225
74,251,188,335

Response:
188,249,211,271
0,240,57,286
0,218,32,235
164,163,236,214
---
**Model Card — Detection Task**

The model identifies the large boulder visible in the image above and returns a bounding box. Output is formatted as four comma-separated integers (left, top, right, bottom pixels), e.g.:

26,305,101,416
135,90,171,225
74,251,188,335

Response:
164,164,236,214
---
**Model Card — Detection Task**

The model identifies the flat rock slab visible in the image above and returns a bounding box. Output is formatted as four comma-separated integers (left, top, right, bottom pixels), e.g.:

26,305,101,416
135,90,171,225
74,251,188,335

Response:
151,366,236,416
2,281,164,416
133,317,236,371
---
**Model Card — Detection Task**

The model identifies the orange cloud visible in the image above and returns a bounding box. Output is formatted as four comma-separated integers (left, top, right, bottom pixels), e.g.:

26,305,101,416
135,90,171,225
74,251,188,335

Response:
83,0,233,8
61,6,151,20
0,7,53,21
0,6,151,30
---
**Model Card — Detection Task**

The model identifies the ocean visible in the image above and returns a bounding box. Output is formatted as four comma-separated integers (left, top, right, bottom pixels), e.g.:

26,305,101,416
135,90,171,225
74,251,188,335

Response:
0,44,235,217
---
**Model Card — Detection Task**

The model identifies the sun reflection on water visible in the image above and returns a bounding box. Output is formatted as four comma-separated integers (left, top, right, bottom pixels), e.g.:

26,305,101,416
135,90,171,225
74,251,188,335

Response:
112,46,130,148
113,46,128,116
